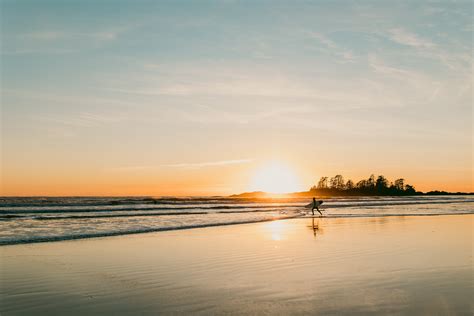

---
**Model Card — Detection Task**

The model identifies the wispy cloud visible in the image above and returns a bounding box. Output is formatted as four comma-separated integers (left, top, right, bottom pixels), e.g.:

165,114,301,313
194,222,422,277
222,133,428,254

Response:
104,62,375,106
366,54,463,107
385,28,470,73
309,32,338,49
162,159,253,169
368,55,415,78
24,31,64,40
173,104,317,125
307,31,355,63
24,30,119,41
36,112,126,128
105,72,321,98
107,159,253,172
388,28,435,48
2,26,132,55
1,48,79,55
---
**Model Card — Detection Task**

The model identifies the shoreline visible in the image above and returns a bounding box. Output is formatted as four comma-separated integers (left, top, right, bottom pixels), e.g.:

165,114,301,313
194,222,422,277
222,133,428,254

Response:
1,212,472,247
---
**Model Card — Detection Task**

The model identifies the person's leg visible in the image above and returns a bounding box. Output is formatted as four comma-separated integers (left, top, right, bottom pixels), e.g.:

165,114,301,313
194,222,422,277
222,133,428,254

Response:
317,207,322,216
312,207,315,216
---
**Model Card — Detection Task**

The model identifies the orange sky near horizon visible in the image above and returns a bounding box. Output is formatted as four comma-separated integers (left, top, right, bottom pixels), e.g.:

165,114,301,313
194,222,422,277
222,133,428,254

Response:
2,157,472,196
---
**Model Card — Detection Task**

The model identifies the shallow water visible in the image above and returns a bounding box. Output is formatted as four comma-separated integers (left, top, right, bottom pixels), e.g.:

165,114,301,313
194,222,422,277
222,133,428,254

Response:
1,215,472,315
0,196,472,245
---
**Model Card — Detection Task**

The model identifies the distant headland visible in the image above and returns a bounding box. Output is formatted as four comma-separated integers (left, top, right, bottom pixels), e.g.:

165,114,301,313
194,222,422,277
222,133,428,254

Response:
231,174,473,198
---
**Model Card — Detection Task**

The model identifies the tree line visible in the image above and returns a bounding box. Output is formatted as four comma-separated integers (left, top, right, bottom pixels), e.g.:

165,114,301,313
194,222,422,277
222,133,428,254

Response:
309,174,418,196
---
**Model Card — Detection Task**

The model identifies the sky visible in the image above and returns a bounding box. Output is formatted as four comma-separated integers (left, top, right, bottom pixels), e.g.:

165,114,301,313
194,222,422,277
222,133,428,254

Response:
1,0,472,196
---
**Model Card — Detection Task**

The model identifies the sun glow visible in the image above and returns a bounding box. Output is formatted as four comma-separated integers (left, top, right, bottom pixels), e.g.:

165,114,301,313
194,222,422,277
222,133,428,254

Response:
264,220,287,241
249,161,303,194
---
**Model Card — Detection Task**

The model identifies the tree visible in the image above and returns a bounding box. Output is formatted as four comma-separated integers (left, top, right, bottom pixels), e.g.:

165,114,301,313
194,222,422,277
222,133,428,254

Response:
356,179,368,189
405,184,416,194
307,174,418,196
345,179,354,190
367,174,375,188
330,175,345,190
376,175,388,193
394,178,404,191
317,177,328,189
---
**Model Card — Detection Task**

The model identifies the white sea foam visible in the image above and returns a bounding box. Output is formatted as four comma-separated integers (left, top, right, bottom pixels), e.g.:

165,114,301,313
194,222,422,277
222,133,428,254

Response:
0,196,472,245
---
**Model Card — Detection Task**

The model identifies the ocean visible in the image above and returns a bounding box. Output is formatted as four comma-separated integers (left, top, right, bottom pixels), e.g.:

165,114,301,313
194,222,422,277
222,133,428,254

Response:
1,195,472,245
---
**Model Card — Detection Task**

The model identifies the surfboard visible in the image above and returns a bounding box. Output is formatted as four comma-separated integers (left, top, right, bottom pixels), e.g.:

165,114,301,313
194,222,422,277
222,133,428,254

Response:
304,202,324,209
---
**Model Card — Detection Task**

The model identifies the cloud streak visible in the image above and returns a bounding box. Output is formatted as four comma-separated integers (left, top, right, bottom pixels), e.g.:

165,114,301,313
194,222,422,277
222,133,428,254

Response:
24,30,119,41
36,112,127,128
307,31,355,63
388,28,435,48
106,159,253,172
162,159,253,169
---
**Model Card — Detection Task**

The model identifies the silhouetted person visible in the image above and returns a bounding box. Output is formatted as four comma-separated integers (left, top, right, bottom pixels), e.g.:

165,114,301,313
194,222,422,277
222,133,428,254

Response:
311,198,323,216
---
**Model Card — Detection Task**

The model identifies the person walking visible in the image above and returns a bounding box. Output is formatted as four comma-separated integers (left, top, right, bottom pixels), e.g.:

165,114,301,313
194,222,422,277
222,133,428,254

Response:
311,198,324,216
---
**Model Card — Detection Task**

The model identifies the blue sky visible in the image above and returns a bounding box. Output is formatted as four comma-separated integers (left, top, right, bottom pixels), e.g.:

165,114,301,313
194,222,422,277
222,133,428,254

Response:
1,0,472,195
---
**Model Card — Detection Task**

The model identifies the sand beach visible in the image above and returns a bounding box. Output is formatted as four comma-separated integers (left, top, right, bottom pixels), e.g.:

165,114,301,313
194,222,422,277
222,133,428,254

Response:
1,214,472,315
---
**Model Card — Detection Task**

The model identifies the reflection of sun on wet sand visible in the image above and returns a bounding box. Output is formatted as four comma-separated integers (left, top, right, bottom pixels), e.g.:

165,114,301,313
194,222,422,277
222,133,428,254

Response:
1,214,472,315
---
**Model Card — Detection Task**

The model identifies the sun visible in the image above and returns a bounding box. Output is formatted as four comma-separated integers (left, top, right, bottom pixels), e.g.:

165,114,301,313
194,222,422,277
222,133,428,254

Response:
249,161,303,194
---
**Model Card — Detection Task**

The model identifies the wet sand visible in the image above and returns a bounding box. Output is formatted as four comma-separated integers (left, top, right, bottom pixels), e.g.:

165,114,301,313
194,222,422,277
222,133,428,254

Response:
1,215,472,315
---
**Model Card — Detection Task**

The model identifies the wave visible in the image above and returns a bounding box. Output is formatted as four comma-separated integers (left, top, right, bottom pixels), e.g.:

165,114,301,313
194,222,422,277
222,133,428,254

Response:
1,201,472,221
1,196,472,246
0,196,311,207
24,209,287,220
0,204,300,213
1,199,473,215
1,196,471,208
0,214,302,246
2,212,473,246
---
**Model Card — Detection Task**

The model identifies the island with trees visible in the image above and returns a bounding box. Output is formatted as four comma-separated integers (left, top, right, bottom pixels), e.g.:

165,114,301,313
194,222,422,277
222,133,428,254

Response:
232,174,473,198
